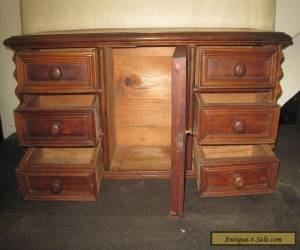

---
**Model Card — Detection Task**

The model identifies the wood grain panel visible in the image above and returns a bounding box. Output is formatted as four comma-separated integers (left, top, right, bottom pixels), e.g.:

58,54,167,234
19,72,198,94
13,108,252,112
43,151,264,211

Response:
111,145,170,171
116,127,170,146
112,47,174,146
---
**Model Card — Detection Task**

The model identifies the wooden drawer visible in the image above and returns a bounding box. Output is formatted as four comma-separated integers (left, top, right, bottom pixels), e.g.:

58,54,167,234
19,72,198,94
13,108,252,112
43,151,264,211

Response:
194,93,280,145
196,47,278,91
15,95,101,147
16,144,103,201
193,143,279,196
16,49,98,93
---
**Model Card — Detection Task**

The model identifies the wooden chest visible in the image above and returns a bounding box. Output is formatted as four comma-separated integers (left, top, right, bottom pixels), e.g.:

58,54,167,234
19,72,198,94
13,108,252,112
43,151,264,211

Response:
4,29,292,216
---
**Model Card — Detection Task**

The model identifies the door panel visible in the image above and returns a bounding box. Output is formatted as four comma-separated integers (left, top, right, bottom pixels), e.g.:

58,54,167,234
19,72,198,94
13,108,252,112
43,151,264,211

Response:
170,47,187,216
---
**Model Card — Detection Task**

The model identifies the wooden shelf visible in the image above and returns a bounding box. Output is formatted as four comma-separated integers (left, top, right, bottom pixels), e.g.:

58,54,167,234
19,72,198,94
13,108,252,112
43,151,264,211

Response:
111,145,171,171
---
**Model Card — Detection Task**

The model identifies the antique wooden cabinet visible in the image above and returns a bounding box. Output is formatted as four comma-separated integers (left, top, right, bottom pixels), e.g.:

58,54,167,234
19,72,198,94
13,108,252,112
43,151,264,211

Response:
4,29,292,216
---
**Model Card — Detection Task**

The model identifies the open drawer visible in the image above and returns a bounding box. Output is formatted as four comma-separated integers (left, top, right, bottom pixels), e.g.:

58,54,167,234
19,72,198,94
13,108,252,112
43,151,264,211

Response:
16,144,103,201
194,93,280,145
15,95,101,147
193,143,279,197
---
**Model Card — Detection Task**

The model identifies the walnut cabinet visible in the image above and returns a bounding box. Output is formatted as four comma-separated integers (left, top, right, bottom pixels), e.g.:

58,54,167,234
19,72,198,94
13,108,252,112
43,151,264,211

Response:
4,29,292,216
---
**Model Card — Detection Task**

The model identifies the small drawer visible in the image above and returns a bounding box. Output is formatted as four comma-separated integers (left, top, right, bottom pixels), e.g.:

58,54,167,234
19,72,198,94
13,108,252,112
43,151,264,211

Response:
196,47,278,91
193,143,279,196
15,49,98,93
15,95,101,147
16,144,103,201
194,93,280,145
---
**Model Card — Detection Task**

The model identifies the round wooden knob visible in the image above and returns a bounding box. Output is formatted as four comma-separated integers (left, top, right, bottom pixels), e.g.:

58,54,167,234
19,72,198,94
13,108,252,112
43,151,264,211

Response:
233,173,246,189
49,66,62,80
233,120,246,134
49,123,61,137
50,179,63,194
234,63,246,77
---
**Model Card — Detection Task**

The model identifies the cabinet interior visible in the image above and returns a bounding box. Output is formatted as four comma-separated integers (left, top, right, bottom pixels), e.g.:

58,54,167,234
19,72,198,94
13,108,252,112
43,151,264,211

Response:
25,95,95,108
198,92,272,105
26,147,96,165
198,145,274,159
106,47,175,171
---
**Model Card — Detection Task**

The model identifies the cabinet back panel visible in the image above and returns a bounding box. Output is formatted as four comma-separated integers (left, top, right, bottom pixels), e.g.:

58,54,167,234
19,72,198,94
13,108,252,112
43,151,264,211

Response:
112,47,174,146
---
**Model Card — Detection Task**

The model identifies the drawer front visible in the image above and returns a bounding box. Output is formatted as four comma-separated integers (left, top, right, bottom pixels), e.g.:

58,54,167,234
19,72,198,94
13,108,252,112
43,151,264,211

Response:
16,49,98,93
197,105,280,145
15,110,99,147
199,161,278,196
197,48,277,90
17,172,98,201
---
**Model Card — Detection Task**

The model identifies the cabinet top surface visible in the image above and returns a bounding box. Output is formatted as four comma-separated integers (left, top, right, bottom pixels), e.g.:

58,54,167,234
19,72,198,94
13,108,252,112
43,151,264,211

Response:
4,28,292,49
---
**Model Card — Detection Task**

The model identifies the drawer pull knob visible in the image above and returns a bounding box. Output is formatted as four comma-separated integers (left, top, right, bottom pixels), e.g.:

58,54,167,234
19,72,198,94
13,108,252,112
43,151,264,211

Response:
49,66,62,80
233,120,246,134
49,123,61,137
233,173,246,189
50,179,63,194
234,63,246,77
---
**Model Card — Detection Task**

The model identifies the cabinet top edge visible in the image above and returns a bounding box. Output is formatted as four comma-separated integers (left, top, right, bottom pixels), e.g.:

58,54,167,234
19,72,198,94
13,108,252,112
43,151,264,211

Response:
4,28,293,50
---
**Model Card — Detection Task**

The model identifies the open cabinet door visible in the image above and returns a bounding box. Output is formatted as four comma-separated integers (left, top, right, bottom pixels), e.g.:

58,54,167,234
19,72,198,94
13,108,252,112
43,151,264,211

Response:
170,47,187,216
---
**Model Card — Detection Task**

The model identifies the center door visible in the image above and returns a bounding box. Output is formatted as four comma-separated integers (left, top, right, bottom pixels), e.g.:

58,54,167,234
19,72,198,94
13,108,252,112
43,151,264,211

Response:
170,47,187,216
